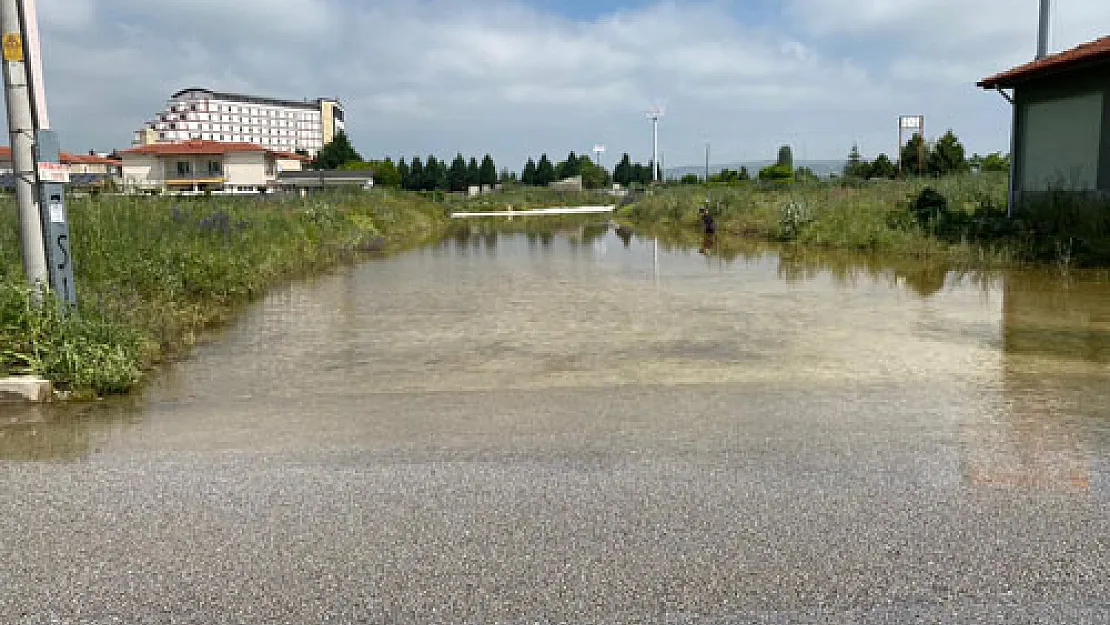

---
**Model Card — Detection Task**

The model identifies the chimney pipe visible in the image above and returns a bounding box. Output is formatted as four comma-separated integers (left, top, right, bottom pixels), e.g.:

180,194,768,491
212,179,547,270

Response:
1037,0,1051,59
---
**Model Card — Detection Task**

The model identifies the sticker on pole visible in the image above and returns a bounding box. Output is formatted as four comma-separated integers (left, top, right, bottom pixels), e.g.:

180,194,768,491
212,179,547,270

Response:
2,33,22,61
49,202,65,224
37,161,69,183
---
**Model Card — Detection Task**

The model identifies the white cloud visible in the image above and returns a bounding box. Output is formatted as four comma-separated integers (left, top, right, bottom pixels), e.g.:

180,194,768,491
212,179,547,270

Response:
787,0,1110,73
21,0,1072,168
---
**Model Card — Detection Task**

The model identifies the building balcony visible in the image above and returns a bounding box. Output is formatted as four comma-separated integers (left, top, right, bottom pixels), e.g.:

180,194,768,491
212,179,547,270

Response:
165,176,226,186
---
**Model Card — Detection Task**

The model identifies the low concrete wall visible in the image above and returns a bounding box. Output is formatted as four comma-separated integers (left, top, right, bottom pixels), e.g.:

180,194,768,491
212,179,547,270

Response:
0,377,53,403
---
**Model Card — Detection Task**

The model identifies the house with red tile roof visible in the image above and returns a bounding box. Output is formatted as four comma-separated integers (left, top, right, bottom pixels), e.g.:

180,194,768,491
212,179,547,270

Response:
0,147,122,189
119,140,306,194
979,36,1110,210
0,146,121,175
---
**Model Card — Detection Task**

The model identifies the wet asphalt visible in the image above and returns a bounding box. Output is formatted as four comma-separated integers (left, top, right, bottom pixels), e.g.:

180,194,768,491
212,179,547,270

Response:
2,232,1109,624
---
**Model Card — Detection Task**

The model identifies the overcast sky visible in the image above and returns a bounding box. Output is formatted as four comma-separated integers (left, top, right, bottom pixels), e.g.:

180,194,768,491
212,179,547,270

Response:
23,0,1110,169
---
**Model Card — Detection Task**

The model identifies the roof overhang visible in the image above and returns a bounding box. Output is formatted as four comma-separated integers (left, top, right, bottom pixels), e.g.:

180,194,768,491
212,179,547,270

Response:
978,36,1110,90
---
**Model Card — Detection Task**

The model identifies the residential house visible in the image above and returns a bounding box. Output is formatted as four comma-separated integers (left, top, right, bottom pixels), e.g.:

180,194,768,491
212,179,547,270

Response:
0,147,122,189
120,140,304,194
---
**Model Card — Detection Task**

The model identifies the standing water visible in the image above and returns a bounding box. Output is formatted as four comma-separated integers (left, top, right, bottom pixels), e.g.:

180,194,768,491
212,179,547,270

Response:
2,226,1109,623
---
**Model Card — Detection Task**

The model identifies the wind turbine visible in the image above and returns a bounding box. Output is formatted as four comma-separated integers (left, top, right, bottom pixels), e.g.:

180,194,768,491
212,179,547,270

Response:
647,104,665,183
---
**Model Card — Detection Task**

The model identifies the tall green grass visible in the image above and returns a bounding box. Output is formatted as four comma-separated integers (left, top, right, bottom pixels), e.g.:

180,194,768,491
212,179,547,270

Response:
620,174,1013,262
1,190,450,396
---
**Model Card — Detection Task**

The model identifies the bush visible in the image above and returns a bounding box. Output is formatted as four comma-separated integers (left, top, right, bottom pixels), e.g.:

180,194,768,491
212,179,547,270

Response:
0,283,143,395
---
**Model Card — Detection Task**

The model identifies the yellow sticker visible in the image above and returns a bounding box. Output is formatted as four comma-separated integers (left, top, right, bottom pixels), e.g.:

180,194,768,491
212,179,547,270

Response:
2,32,22,62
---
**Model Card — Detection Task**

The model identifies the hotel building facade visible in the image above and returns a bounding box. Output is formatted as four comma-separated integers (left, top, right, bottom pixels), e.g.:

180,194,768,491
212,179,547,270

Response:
132,88,346,156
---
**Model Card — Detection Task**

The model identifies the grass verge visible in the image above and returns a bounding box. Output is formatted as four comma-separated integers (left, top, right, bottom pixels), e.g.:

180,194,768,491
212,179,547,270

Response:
618,174,1017,265
1,190,450,397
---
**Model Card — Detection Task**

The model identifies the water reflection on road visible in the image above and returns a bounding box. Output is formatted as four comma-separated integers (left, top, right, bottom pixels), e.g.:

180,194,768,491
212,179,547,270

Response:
3,224,1109,622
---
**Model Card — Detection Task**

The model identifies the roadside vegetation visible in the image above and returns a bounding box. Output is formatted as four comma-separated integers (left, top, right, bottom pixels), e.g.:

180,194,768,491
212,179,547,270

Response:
620,173,1016,265
1,190,450,397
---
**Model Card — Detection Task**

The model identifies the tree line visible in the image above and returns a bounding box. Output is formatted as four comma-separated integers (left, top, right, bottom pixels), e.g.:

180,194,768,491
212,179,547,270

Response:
310,131,502,191
844,130,1010,180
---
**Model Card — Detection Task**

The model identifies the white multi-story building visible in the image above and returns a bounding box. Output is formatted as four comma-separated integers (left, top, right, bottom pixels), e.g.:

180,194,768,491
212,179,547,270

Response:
132,88,346,156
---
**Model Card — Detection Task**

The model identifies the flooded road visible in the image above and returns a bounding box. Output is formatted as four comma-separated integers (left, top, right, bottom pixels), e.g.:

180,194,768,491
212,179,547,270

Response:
3,227,1110,624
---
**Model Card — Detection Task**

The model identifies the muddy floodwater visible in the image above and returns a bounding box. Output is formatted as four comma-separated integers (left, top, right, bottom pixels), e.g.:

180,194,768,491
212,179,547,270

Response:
2,226,1110,624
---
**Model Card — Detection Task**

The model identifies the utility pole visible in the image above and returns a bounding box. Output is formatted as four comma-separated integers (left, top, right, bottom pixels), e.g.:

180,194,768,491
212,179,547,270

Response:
704,142,710,182
2,0,75,306
2,0,47,291
647,106,663,183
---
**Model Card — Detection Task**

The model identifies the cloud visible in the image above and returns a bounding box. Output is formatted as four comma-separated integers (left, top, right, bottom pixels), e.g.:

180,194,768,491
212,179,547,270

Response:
787,0,1110,73
22,0,1068,168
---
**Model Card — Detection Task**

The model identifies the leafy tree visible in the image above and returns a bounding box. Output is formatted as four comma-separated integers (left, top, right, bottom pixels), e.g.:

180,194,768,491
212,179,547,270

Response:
338,160,373,170
613,153,633,186
900,134,928,177
844,143,870,178
397,158,410,189
795,166,817,182
367,158,401,187
928,130,969,176
777,145,794,170
313,130,362,170
738,166,750,181
479,155,498,186
869,153,897,179
499,167,517,184
467,156,480,187
576,156,610,189
680,173,701,185
759,163,794,183
536,153,556,186
420,155,439,191
970,152,1010,173
710,169,741,183
557,151,581,180
428,155,448,191
409,156,424,191
448,153,468,192
522,158,537,186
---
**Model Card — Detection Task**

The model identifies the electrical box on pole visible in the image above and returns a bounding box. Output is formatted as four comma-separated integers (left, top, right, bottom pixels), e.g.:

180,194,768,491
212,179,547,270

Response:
34,128,76,307
5,0,77,308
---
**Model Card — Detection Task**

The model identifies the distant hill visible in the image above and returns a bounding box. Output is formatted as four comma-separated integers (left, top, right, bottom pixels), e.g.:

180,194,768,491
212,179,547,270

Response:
667,160,846,180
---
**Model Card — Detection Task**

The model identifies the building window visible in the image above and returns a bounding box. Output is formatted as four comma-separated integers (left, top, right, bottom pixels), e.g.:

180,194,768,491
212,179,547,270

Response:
207,160,222,176
176,161,192,177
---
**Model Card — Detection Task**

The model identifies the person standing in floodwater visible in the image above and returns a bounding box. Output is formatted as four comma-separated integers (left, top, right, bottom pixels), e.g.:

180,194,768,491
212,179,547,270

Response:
700,207,716,236
699,206,716,255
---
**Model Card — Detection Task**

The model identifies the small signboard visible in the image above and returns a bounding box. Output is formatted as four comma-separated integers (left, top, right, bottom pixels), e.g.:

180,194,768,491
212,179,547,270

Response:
899,115,923,130
37,161,69,183
2,32,22,61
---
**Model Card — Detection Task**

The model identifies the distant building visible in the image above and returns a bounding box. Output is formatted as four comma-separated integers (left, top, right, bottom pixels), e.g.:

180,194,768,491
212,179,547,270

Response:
120,140,308,195
0,147,121,189
548,175,583,192
275,169,375,194
132,87,345,156
978,36,1110,208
